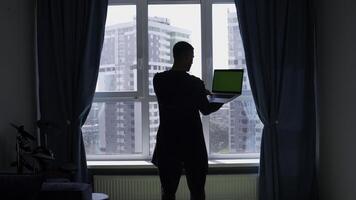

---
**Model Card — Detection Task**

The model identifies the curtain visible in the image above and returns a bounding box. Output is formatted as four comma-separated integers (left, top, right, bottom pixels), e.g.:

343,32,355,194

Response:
234,0,318,199
37,0,108,182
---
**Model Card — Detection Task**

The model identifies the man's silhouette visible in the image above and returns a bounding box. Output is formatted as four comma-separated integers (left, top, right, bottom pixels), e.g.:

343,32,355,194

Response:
152,41,223,200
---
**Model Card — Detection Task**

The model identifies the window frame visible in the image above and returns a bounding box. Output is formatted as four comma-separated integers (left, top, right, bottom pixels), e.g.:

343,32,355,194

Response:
88,0,260,161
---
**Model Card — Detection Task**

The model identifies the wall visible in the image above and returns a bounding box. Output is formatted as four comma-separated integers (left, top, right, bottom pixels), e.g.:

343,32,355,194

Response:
316,0,356,199
0,0,36,170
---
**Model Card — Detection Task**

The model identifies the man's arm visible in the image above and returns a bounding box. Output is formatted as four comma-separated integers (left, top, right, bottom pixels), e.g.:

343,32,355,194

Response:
196,81,223,115
200,102,223,115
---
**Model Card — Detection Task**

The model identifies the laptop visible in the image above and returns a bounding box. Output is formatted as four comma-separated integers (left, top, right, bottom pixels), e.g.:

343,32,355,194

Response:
208,69,244,103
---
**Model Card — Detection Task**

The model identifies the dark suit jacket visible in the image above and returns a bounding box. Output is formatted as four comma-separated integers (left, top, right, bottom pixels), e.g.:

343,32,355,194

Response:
151,70,221,166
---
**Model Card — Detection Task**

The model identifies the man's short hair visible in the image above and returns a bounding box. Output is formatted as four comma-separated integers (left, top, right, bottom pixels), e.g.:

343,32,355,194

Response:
173,41,193,60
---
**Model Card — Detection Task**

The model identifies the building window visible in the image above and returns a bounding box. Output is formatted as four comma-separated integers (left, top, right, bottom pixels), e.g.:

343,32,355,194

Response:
83,0,262,161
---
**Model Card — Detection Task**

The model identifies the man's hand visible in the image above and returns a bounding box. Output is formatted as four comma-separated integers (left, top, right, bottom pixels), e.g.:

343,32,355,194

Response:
211,102,224,108
207,102,224,114
205,89,212,95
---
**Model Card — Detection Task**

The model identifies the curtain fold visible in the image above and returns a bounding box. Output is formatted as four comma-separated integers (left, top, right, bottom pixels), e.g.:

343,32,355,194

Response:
234,0,318,199
37,0,108,182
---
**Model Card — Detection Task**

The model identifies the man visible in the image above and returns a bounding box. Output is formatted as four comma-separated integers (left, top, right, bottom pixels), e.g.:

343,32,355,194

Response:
152,41,223,200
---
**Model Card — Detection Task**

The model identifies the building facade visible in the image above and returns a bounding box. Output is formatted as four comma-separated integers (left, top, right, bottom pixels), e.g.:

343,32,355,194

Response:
226,11,262,153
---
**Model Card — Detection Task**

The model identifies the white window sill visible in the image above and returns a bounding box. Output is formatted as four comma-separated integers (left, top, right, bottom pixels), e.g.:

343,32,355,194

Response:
87,159,259,169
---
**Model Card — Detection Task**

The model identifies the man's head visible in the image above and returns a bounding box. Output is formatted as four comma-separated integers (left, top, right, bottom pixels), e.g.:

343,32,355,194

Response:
172,41,194,71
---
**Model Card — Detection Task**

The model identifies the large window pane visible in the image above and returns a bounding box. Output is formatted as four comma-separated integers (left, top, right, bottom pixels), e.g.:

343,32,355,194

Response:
83,101,142,155
96,6,137,92
210,4,262,155
148,5,202,95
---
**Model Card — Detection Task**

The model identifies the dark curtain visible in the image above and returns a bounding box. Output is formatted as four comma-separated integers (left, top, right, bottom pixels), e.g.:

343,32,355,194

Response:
234,0,317,199
37,0,108,182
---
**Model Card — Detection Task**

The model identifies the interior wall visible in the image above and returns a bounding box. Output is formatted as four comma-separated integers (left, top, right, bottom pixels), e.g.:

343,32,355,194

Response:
0,0,36,170
316,0,356,199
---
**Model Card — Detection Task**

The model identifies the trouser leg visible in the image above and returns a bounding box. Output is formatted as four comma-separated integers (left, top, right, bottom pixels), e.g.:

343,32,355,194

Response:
158,161,183,200
184,161,208,200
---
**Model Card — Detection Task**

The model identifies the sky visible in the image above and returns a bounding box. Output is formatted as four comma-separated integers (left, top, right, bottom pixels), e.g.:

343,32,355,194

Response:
105,4,238,78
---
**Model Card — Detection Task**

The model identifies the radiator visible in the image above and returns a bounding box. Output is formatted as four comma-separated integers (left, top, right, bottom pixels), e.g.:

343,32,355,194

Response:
93,174,258,200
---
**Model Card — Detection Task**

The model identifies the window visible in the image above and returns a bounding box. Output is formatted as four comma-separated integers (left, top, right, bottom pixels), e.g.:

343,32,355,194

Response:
83,0,262,161
82,101,142,156
210,4,262,156
96,5,137,92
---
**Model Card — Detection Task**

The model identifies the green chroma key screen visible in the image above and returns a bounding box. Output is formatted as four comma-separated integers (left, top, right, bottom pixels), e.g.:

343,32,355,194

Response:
212,70,243,93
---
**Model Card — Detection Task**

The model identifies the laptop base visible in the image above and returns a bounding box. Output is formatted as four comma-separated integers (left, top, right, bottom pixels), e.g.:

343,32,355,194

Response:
208,94,239,103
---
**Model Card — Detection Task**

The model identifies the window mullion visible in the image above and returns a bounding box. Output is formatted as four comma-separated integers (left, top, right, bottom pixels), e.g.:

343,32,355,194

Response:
137,0,150,159
201,0,213,156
